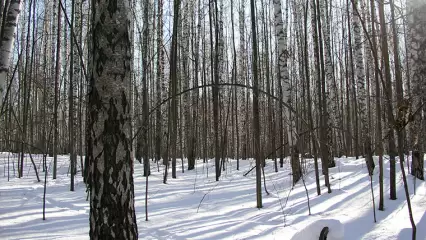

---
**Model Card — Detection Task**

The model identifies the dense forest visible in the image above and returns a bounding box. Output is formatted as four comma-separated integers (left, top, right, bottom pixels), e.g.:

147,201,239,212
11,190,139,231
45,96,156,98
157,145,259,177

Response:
0,0,425,239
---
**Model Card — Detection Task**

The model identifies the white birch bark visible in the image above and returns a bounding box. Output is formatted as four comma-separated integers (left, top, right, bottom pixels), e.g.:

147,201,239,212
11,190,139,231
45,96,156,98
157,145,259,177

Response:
273,0,293,148
352,0,367,146
88,0,138,237
0,0,22,108
320,0,336,159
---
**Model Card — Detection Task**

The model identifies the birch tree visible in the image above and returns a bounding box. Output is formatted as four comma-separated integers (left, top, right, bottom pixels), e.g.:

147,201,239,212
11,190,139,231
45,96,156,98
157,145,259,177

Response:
320,0,336,168
88,0,138,237
352,0,373,173
0,0,22,113
273,0,300,183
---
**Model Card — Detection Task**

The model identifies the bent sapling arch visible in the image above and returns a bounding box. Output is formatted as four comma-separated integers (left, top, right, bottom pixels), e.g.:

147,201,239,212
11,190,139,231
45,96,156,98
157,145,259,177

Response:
132,82,313,143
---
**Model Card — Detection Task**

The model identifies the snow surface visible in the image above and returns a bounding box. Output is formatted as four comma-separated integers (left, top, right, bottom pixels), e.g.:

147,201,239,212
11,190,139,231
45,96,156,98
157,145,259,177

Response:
291,219,344,240
0,152,425,239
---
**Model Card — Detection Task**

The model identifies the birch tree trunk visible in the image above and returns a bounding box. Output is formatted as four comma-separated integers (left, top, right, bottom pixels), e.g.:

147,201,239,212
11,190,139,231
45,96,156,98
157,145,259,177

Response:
88,0,138,237
273,0,300,182
352,0,373,174
0,0,22,108
320,0,336,168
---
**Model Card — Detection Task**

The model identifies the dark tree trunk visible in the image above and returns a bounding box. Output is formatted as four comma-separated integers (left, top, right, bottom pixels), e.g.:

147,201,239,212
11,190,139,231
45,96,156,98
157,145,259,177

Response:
88,0,138,238
378,0,397,200
250,0,262,209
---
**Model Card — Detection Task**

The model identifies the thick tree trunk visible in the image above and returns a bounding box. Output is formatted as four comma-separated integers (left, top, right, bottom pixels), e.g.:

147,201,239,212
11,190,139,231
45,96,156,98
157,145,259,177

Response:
0,0,22,108
88,0,138,238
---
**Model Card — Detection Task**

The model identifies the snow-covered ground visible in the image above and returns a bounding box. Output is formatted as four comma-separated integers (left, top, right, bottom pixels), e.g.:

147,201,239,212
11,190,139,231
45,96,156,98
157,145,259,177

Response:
0,152,425,239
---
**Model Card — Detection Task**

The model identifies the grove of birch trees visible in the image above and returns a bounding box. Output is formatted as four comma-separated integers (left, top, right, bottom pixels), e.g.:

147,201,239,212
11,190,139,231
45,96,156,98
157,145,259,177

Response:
0,0,425,238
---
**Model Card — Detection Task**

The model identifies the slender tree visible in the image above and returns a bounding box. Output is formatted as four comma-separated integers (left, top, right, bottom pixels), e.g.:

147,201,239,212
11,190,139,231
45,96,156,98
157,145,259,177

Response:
369,0,384,211
250,0,262,208
378,0,397,200
52,0,61,179
169,0,181,180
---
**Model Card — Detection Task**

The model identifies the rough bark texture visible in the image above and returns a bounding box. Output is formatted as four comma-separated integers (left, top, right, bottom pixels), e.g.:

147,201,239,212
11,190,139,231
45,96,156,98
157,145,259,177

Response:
0,0,22,107
320,0,336,166
88,0,138,238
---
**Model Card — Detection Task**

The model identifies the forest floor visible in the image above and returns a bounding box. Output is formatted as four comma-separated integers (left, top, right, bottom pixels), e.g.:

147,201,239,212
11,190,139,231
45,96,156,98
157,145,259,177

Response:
0,152,425,239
